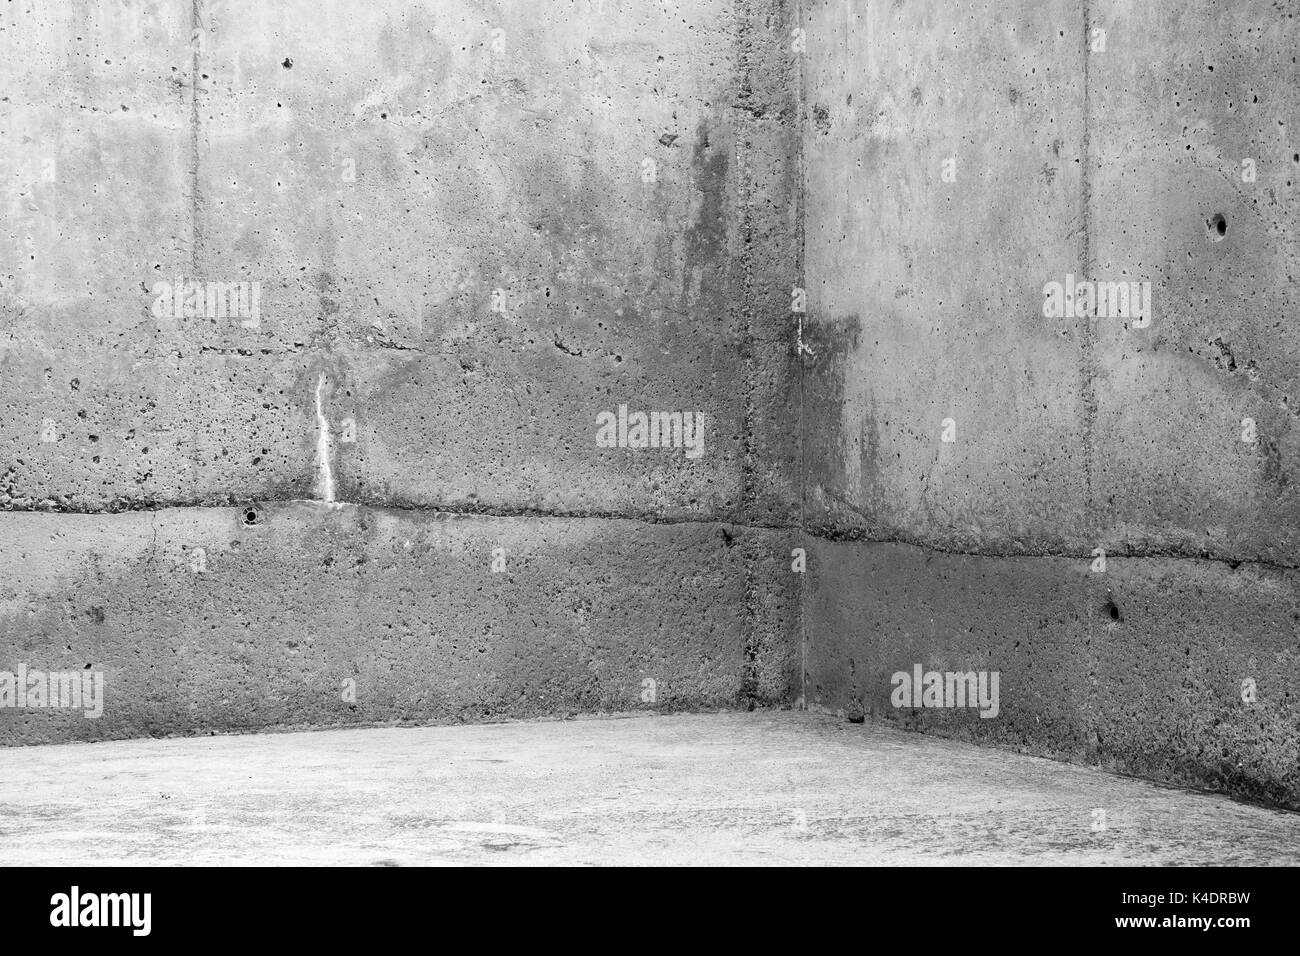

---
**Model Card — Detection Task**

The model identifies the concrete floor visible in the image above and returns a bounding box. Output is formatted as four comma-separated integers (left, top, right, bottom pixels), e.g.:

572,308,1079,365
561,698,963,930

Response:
1,712,1296,866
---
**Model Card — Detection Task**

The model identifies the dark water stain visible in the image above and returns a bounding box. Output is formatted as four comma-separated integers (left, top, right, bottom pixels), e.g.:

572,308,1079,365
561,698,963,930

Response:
681,118,729,319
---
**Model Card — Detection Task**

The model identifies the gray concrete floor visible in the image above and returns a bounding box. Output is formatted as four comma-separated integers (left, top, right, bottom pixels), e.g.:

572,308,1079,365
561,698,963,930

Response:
1,712,1296,865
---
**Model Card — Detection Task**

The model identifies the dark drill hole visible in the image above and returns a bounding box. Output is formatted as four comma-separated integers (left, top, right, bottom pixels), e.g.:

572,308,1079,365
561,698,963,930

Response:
1106,599,1122,622
1208,213,1227,240
282,57,293,69
242,507,261,526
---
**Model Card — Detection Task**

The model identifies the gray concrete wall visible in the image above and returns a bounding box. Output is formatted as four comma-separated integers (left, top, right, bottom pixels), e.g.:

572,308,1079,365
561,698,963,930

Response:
7,0,1296,813
0,0,801,521
802,0,1300,807
0,0,803,742
0,505,797,743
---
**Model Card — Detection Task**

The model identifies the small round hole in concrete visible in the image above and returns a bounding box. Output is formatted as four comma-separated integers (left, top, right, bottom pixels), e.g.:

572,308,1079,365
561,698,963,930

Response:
1105,599,1122,622
1207,213,1227,241
242,507,262,526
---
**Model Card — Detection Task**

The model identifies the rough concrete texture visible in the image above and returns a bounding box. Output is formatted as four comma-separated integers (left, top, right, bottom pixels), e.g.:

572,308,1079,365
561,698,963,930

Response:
803,0,1300,562
800,1,1300,807
0,505,797,744
0,1,802,741
805,540,1300,808
802,0,1087,552
2,713,1297,865
3,0,1298,821
0,0,800,521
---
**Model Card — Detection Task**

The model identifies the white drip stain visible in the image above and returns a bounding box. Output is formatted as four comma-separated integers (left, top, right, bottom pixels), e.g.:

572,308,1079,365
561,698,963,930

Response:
314,374,337,505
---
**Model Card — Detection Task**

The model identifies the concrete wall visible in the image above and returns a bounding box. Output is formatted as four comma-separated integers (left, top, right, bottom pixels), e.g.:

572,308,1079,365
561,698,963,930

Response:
0,0,802,742
0,505,796,743
802,0,1300,807
7,0,1295,813
0,0,802,520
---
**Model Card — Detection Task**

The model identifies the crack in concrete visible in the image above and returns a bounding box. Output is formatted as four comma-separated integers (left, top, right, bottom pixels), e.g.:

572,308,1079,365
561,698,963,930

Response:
807,523,1300,573
2,497,1294,573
